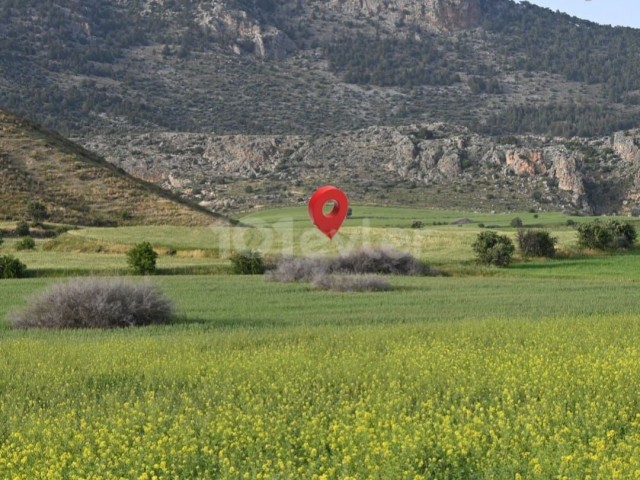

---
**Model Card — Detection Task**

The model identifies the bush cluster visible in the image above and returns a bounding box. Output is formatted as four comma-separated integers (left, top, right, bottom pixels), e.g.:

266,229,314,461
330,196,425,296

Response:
517,230,557,258
0,255,27,279
267,248,436,292
9,278,175,329
230,250,265,274
269,247,432,283
577,220,637,250
472,231,515,267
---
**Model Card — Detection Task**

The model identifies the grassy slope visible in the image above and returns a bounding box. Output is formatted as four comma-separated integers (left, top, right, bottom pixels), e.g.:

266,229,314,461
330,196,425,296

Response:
0,109,232,226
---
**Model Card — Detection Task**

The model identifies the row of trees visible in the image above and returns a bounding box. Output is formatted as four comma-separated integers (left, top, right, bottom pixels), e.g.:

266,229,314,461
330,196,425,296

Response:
473,220,637,267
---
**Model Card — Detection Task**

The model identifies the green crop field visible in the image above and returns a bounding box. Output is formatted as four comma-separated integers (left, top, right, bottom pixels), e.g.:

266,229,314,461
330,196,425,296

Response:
1,206,640,478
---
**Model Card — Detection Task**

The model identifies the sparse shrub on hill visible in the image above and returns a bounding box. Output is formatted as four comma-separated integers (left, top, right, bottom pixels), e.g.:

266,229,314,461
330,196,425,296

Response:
27,201,48,223
0,235,3,248
472,231,515,267
577,220,637,250
0,255,27,279
311,274,392,292
230,250,265,274
15,236,36,251
127,242,158,275
517,229,557,258
9,278,175,329
411,220,424,229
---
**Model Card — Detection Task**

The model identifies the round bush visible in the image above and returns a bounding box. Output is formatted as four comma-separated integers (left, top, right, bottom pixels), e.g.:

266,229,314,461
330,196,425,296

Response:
9,278,175,329
15,236,36,251
230,250,265,274
127,242,158,275
517,229,557,258
510,217,523,228
472,231,515,267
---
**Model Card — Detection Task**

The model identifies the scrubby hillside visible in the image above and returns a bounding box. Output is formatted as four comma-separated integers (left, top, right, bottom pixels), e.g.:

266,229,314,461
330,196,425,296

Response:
0,109,233,226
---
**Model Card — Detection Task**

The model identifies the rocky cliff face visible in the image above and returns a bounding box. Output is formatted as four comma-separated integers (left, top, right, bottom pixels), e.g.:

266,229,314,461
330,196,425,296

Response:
82,122,625,215
326,0,481,31
612,129,640,213
136,0,482,59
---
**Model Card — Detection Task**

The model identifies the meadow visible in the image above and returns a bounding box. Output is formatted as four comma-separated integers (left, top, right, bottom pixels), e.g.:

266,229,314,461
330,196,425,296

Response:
1,207,640,478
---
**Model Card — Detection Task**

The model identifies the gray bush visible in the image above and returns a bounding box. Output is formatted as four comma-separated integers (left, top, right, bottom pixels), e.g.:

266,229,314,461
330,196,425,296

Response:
311,274,392,292
333,247,428,275
9,278,175,329
267,256,328,282
268,247,432,283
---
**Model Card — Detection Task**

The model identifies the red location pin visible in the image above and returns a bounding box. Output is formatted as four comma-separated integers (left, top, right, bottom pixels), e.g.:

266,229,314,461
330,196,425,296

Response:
308,186,349,239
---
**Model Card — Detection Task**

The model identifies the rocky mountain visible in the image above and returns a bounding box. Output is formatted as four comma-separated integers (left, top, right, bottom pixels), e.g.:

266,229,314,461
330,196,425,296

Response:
0,109,233,226
83,124,640,216
3,0,640,215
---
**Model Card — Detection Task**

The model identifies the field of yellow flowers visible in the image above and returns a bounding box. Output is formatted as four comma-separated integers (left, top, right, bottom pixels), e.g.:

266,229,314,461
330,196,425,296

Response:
1,315,639,479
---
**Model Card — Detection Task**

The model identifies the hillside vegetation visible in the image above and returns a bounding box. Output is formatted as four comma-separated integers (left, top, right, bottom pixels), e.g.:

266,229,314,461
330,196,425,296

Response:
1,0,640,138
0,109,231,226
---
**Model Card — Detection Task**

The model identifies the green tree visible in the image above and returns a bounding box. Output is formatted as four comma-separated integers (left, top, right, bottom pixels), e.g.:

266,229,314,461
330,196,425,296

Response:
127,242,158,275
578,220,636,250
230,250,265,274
0,255,27,279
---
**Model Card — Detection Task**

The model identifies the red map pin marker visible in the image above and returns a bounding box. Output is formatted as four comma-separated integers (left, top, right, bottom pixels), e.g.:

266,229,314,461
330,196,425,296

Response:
308,186,349,239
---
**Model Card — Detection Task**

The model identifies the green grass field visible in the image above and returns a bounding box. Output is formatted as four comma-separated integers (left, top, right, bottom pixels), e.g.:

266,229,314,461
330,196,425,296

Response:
1,207,640,478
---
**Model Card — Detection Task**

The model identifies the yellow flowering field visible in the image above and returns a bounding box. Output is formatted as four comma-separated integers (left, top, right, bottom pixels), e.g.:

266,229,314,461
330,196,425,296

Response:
0,316,639,479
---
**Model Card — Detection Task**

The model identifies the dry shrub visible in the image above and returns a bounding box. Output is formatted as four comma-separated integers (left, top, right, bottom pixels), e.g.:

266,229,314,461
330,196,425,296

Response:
267,256,328,282
333,247,428,275
9,278,175,329
311,274,392,292
269,247,432,283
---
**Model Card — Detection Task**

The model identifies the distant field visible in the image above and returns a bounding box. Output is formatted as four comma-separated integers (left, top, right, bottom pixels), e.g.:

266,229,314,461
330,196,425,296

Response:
240,205,600,229
1,207,640,478
59,205,631,266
